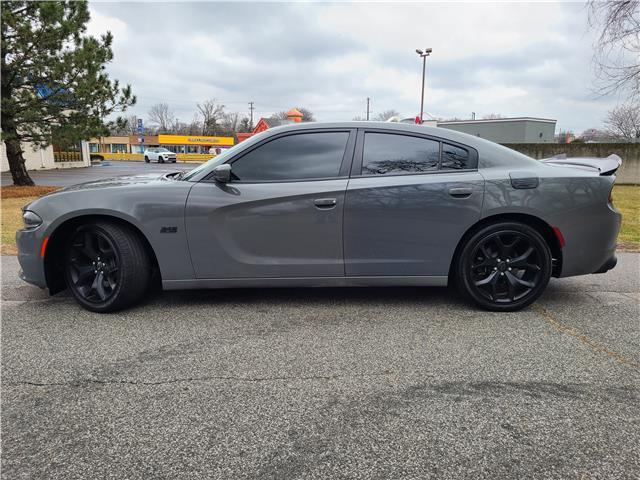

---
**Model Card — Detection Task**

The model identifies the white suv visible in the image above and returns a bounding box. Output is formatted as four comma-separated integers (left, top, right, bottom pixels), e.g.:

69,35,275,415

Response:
144,147,177,163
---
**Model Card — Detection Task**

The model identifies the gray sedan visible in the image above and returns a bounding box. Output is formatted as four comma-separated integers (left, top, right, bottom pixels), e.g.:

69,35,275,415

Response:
16,122,621,312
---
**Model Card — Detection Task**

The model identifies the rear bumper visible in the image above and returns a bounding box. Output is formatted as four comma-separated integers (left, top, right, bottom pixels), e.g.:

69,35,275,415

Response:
593,255,617,274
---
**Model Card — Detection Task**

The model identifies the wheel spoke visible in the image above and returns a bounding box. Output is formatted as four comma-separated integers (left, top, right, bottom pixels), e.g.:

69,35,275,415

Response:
495,234,518,258
82,231,99,259
506,272,536,289
474,270,498,287
73,264,95,286
94,272,108,301
509,246,534,267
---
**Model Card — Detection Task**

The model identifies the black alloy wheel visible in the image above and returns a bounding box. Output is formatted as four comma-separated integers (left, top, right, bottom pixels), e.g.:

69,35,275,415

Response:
158,156,164,163
144,156,150,163
457,222,552,311
64,222,151,312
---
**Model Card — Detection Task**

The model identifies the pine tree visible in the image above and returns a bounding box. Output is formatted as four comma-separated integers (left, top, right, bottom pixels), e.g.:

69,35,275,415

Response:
1,1,135,185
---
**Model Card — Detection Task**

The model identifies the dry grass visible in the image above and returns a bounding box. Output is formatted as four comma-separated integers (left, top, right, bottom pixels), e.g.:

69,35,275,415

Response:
1,196,37,254
1,185,59,199
612,185,640,247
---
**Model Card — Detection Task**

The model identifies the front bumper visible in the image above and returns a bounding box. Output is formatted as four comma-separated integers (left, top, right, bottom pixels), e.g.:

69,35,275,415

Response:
16,228,47,289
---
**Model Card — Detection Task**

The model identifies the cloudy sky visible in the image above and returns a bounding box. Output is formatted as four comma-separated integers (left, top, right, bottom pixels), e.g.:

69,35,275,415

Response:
88,1,625,133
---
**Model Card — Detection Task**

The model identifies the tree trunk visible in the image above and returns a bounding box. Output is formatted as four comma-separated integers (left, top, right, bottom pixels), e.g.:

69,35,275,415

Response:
4,135,35,186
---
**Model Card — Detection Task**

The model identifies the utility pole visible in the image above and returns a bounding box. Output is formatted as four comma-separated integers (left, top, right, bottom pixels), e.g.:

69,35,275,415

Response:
415,48,432,124
366,97,371,121
248,101,255,129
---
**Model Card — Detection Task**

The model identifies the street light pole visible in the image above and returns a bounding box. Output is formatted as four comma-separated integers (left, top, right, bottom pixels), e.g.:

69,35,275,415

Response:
415,48,432,124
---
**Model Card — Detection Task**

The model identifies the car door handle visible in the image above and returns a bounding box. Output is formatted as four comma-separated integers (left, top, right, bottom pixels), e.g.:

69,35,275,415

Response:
314,198,337,208
448,187,473,198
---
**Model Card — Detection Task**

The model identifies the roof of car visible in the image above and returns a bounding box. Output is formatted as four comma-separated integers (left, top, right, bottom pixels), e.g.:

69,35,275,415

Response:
265,121,494,150
262,121,540,169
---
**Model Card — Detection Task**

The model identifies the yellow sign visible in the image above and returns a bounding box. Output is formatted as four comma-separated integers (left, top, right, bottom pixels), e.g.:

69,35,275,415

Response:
158,134,234,146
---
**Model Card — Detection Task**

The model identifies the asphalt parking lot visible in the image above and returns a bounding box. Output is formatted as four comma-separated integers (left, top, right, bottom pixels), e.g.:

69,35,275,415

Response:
2,252,639,479
0,161,196,187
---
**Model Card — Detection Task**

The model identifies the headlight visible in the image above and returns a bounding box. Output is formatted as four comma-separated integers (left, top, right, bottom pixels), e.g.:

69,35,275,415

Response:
22,210,43,229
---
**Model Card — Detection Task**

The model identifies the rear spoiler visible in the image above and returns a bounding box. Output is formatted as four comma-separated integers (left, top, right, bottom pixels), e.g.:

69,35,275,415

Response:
541,153,622,176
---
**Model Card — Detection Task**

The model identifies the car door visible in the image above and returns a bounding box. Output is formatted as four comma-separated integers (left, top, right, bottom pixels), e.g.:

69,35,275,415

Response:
344,129,484,277
185,129,356,279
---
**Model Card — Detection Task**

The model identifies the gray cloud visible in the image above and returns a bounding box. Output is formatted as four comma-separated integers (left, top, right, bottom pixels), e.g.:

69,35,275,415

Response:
89,1,620,133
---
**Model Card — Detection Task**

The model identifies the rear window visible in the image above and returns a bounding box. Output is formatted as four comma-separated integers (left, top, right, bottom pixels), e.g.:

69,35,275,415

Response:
362,133,440,175
441,143,475,170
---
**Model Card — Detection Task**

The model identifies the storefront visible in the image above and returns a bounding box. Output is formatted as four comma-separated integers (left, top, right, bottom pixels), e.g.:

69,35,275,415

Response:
124,134,234,154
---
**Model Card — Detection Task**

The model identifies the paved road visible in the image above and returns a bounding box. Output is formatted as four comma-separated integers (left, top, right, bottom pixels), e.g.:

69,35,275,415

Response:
1,161,196,187
2,254,639,479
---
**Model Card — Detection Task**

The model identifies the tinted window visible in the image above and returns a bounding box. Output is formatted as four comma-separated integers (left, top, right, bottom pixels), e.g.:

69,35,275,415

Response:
441,143,472,170
231,132,349,182
362,133,439,175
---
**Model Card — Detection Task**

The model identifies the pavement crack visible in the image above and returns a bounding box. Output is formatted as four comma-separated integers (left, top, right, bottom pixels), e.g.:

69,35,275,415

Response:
6,370,395,388
534,304,640,371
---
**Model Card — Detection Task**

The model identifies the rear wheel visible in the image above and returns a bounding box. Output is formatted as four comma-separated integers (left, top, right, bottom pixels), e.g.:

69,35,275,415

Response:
64,221,151,312
144,156,150,163
456,222,551,311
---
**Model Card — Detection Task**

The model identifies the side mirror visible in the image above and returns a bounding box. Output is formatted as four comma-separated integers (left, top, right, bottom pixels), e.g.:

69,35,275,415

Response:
212,164,231,183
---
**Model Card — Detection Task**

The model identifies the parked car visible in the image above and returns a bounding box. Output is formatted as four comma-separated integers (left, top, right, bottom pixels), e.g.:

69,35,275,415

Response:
17,122,621,312
144,147,177,163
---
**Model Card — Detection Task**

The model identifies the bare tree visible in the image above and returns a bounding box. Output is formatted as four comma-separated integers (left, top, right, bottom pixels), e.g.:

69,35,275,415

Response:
220,112,240,135
238,116,252,133
604,103,640,139
374,109,400,121
197,99,225,135
295,107,315,122
148,103,175,133
589,1,640,98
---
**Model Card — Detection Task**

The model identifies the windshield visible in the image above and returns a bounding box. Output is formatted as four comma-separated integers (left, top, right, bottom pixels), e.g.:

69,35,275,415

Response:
182,145,241,180
158,148,170,152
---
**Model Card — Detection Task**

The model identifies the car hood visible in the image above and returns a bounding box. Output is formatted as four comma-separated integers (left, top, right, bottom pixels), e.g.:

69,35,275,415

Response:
56,172,180,193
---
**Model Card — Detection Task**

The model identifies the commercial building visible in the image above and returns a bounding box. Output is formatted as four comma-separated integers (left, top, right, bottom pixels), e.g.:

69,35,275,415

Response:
89,134,235,156
437,117,557,144
1,139,90,172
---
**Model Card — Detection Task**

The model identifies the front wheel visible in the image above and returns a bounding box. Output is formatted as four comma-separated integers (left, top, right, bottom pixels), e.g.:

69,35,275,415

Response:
456,222,552,311
158,156,164,163
64,221,151,312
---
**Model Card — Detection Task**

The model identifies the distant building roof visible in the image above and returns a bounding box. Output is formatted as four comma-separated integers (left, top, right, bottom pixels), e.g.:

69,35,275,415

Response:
286,108,303,118
438,117,556,125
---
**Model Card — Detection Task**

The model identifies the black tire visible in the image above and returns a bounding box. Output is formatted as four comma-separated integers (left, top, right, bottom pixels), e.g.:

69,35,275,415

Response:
171,160,176,163
158,156,164,163
455,222,551,312
144,156,150,163
64,221,151,312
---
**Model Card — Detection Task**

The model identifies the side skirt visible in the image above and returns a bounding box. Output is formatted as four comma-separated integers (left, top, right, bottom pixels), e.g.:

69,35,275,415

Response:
162,276,449,290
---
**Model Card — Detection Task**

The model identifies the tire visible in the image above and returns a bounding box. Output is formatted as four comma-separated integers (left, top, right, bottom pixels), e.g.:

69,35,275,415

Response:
171,160,176,163
64,221,151,312
144,156,150,163
158,156,164,163
455,222,551,312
